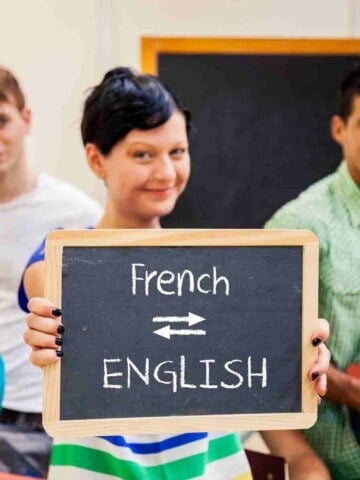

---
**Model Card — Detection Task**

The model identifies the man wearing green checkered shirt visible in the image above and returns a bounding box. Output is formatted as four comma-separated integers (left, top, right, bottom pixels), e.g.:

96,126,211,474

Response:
265,66,360,479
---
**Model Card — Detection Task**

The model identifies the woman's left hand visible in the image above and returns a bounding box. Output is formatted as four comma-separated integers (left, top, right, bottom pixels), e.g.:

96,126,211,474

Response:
309,318,331,402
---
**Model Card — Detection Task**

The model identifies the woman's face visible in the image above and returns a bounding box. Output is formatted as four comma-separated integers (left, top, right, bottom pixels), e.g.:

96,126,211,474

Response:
98,111,190,226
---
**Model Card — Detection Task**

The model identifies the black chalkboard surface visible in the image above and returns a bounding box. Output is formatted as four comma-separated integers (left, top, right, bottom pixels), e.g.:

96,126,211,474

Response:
43,229,318,437
142,38,360,228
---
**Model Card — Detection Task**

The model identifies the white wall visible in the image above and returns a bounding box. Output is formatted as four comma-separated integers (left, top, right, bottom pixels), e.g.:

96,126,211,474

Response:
1,0,359,202
0,0,105,200
114,0,358,70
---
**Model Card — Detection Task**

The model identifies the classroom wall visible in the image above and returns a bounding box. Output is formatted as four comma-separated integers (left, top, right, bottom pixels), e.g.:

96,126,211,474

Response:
114,0,359,69
1,0,359,202
0,0,105,200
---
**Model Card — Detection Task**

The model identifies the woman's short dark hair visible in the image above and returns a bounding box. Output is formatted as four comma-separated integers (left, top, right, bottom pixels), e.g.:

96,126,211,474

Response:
336,63,360,122
81,67,192,155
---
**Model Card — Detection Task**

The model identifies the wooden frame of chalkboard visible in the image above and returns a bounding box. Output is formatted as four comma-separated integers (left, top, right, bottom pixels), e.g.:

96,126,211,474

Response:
43,228,318,437
141,37,360,74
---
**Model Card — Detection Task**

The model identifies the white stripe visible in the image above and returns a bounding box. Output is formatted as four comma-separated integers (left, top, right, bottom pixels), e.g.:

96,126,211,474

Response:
190,449,251,479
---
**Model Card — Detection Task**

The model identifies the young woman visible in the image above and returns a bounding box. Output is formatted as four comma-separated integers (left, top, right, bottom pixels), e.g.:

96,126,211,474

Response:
21,67,330,480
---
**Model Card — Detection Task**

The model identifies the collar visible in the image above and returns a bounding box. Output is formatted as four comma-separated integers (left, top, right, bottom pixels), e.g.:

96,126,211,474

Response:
334,161,360,228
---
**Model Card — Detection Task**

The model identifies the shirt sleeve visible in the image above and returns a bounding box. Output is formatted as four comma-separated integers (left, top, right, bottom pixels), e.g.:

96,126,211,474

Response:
18,238,46,313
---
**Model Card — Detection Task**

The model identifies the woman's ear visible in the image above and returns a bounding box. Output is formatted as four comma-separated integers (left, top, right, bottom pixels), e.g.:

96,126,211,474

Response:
85,143,106,180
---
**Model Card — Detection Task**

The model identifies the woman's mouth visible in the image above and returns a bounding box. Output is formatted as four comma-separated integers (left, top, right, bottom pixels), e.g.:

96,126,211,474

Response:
145,187,174,197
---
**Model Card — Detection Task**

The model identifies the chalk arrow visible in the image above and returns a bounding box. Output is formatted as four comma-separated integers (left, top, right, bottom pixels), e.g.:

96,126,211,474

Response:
153,312,205,326
153,325,207,340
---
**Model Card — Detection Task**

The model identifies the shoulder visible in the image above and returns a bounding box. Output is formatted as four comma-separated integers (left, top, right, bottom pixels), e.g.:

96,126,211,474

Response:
265,174,334,232
38,174,100,206
265,173,336,251
36,174,102,225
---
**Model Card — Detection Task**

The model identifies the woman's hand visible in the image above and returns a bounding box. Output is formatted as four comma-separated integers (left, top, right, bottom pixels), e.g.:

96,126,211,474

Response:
309,318,330,401
23,297,64,367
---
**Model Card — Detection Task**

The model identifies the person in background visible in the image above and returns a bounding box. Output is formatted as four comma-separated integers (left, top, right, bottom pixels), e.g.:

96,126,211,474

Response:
0,356,4,409
265,64,360,479
0,66,102,477
21,67,329,480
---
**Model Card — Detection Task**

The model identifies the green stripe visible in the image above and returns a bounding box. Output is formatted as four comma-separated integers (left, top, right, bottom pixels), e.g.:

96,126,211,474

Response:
207,434,241,463
51,434,242,480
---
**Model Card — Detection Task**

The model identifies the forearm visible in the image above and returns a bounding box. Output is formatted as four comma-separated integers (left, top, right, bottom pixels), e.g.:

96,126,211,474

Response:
261,430,330,480
326,363,360,412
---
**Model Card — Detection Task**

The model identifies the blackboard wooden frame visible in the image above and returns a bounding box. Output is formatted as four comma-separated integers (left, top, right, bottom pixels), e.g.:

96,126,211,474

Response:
43,228,318,437
141,37,360,74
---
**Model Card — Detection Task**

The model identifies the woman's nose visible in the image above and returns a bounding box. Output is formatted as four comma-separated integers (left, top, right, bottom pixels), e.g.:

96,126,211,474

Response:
154,156,176,181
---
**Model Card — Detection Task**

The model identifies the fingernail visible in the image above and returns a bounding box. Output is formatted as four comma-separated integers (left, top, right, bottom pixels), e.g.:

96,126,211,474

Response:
312,337,322,347
55,337,63,346
52,308,62,317
312,371,319,381
56,350,63,358
57,324,65,334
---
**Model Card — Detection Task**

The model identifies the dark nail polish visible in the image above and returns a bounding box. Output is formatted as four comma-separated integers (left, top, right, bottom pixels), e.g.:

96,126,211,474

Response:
55,337,63,346
57,324,65,334
56,350,63,358
312,337,322,347
52,308,62,317
312,371,319,381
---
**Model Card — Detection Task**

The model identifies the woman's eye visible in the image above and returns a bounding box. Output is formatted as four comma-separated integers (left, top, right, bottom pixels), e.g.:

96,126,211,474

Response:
170,148,186,158
133,151,151,160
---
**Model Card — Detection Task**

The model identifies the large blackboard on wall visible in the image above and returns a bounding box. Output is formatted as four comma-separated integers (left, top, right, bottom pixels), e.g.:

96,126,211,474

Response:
142,38,360,228
43,229,318,437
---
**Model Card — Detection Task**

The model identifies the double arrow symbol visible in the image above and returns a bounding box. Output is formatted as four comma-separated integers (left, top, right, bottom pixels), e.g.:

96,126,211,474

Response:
153,312,206,340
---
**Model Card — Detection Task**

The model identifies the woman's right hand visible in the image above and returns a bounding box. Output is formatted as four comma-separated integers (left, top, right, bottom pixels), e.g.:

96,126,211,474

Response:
23,297,64,367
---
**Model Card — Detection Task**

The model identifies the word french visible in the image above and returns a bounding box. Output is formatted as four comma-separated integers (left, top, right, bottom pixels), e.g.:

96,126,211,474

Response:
131,263,230,297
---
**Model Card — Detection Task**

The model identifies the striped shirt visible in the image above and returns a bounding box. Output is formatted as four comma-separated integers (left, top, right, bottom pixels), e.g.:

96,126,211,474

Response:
265,161,360,479
48,433,252,479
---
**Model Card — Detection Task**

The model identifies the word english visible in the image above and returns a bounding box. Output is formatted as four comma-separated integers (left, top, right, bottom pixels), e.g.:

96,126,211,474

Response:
103,356,267,393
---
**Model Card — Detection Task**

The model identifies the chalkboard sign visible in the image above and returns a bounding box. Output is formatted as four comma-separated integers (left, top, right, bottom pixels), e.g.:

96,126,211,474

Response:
43,229,318,437
142,37,360,228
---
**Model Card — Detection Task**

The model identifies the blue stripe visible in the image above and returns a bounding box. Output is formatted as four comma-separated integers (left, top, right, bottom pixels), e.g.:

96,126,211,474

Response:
100,433,208,454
